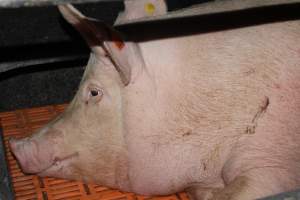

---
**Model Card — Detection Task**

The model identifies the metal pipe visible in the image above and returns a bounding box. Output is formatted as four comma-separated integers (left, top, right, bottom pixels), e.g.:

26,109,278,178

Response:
116,0,300,25
0,0,122,8
0,55,88,73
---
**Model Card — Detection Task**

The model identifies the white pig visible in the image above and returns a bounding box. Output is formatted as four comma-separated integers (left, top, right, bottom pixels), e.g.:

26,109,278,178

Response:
9,4,300,200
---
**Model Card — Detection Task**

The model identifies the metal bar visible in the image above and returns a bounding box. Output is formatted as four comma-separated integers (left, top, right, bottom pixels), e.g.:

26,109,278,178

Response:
115,0,300,25
0,55,88,73
0,0,122,8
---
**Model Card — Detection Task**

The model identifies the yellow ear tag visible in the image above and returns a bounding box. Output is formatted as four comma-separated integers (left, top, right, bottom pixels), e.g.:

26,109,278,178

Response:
145,3,155,15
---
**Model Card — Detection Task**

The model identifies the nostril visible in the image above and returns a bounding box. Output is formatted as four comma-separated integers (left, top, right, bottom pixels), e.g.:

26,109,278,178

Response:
9,138,22,153
9,138,18,152
9,138,24,164
8,135,59,175
8,137,52,174
8,138,32,174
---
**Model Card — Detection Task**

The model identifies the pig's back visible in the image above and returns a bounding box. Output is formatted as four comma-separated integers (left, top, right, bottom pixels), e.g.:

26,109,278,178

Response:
138,20,300,141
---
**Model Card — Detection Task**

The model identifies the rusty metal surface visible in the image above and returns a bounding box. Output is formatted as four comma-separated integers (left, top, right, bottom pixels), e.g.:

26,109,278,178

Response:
0,0,122,8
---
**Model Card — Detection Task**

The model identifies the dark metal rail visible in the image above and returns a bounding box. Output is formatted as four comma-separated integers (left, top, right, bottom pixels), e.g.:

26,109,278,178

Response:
0,0,122,8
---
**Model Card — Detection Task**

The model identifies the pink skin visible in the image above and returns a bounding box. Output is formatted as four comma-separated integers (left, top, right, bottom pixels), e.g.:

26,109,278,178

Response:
10,126,78,178
9,137,55,174
9,4,300,200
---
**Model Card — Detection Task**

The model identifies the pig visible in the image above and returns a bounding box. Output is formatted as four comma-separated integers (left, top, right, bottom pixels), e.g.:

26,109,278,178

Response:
9,3,300,200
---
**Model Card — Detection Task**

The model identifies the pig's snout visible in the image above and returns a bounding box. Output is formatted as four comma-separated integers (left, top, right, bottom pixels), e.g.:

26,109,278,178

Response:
9,137,54,174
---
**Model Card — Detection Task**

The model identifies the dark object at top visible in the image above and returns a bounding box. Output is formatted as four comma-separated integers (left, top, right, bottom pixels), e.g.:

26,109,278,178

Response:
0,0,122,8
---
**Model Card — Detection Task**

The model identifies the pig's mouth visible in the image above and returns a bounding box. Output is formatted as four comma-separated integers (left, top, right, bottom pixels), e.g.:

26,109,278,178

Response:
37,152,79,177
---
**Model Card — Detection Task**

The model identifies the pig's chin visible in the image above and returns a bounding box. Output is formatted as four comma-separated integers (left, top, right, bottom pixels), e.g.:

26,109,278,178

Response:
37,152,79,178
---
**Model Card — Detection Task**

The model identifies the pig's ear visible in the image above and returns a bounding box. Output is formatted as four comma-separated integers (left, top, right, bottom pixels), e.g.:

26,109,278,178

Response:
58,4,144,85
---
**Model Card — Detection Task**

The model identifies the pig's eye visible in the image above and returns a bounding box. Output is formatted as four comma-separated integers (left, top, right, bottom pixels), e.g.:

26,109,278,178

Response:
85,86,103,104
89,88,103,98
90,89,100,97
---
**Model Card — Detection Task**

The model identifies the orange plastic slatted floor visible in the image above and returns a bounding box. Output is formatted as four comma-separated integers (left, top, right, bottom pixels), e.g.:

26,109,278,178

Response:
0,104,189,200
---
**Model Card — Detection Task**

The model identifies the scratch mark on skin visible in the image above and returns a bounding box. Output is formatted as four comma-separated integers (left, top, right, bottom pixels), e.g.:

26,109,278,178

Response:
203,163,207,171
243,68,255,76
182,131,192,137
245,96,270,134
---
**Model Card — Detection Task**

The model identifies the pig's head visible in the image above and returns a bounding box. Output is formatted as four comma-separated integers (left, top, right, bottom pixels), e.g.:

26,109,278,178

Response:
9,4,145,190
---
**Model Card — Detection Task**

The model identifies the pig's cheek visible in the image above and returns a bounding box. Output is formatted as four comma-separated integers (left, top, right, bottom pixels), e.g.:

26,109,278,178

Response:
37,153,78,179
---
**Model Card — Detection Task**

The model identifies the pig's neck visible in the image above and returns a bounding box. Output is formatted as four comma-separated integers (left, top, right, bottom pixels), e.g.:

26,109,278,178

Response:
121,37,230,195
